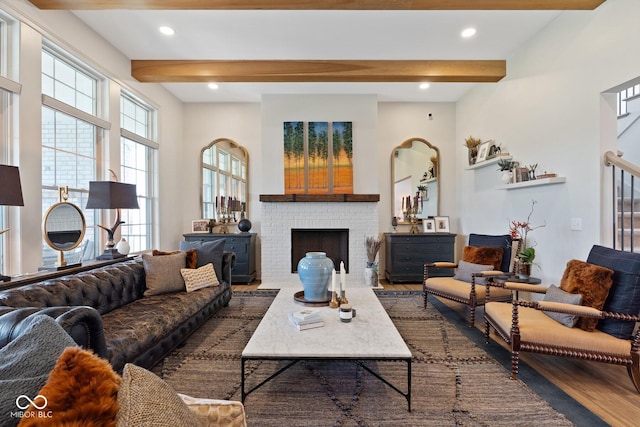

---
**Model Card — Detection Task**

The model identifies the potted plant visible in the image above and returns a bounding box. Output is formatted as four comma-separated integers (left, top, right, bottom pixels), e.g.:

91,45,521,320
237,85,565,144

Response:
509,200,546,279
417,184,427,199
497,158,515,184
364,235,382,287
464,136,482,165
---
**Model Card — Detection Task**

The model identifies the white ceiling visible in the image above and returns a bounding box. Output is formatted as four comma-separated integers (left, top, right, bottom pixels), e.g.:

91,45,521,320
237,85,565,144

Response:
72,9,564,103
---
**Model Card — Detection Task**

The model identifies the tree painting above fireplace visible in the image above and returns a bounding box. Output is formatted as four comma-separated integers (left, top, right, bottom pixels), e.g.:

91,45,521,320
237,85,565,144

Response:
283,121,353,195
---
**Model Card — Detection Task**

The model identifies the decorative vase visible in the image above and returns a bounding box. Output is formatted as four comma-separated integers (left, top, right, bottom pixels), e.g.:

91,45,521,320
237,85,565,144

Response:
237,218,252,232
116,238,130,256
468,148,477,166
501,170,513,185
516,260,532,279
363,262,378,287
297,252,334,301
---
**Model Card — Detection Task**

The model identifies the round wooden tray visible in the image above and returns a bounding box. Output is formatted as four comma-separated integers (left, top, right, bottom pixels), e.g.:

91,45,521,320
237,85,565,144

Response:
293,290,331,306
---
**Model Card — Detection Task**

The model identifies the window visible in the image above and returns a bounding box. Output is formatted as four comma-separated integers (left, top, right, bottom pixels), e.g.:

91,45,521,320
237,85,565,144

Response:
0,11,19,275
120,93,156,253
41,46,105,266
202,139,247,220
618,84,640,117
0,90,10,275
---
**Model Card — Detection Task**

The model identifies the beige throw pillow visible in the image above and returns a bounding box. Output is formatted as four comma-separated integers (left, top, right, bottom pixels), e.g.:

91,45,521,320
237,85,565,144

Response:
116,363,201,427
181,263,220,292
142,252,186,296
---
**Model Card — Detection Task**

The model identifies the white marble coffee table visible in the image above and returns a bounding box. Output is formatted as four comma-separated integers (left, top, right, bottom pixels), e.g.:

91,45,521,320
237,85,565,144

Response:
241,287,412,410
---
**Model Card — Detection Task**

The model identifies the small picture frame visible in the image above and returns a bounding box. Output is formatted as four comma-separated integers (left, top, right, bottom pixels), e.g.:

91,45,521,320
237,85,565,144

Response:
476,141,491,163
422,218,435,233
486,140,498,160
191,219,209,233
518,167,530,183
434,216,450,233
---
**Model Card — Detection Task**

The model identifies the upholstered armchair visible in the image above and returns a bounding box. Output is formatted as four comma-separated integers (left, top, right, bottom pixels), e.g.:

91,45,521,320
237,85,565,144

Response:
423,233,518,326
484,245,640,392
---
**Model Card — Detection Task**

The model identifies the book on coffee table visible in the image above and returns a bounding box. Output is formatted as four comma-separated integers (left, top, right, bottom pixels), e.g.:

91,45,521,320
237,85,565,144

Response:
288,312,324,331
291,308,322,321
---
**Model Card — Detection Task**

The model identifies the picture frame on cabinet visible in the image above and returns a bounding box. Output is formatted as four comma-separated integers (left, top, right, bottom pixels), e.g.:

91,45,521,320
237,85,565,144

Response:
476,141,491,163
191,219,209,233
422,218,436,233
434,216,450,233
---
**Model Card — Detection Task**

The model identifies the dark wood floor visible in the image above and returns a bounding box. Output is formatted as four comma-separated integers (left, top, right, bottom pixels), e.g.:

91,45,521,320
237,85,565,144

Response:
233,280,640,426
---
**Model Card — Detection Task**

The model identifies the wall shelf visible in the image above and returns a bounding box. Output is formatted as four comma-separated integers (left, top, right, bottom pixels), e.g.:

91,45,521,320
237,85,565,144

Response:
501,176,566,190
465,155,512,170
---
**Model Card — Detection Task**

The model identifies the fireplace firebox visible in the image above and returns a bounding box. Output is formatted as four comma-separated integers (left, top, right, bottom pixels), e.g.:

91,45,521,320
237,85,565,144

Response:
291,228,349,273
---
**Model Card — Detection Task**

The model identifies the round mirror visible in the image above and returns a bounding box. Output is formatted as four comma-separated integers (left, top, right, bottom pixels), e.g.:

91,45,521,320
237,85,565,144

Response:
391,138,440,222
201,138,249,220
43,202,86,253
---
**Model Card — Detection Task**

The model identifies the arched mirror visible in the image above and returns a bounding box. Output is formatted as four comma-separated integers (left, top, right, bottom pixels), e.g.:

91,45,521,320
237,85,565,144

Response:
201,138,249,221
42,187,86,269
391,138,440,222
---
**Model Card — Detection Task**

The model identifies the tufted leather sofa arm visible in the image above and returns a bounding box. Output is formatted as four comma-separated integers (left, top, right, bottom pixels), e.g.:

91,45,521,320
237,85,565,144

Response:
0,305,107,358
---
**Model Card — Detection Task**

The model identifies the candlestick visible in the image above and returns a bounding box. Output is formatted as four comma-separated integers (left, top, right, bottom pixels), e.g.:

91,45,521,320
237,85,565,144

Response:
331,269,337,293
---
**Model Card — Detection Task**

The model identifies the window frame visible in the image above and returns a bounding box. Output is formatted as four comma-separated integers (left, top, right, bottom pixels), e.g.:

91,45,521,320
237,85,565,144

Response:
41,44,106,266
119,91,157,254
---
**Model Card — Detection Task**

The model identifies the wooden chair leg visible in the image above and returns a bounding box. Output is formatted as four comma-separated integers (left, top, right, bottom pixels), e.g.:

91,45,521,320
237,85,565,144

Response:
510,350,520,380
627,361,640,393
484,320,490,345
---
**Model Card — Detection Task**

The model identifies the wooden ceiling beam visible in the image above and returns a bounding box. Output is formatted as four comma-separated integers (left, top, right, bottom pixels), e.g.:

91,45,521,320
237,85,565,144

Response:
28,1,607,11
131,59,506,83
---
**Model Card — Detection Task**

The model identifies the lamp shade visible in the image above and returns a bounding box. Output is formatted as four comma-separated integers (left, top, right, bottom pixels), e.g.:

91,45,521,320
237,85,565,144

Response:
86,181,139,209
0,165,24,207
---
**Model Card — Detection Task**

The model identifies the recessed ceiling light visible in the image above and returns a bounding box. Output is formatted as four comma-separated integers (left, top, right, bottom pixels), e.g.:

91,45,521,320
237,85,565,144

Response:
461,27,477,38
419,83,430,90
159,26,175,36
207,83,219,90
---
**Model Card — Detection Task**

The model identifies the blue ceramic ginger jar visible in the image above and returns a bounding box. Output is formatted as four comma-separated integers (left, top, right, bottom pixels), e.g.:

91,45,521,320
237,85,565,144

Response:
297,252,334,301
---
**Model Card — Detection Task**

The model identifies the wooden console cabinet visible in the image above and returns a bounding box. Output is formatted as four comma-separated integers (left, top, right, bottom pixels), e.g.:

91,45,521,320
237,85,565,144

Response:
183,233,257,285
384,233,456,283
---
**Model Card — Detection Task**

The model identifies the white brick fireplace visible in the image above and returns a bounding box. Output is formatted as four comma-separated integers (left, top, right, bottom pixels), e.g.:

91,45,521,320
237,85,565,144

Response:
260,199,379,287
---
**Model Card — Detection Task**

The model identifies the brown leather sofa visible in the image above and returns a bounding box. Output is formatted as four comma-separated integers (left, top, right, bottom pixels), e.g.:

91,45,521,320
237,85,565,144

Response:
0,253,234,372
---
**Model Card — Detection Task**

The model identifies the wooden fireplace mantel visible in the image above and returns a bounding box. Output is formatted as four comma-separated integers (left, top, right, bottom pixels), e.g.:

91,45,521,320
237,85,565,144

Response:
259,194,379,202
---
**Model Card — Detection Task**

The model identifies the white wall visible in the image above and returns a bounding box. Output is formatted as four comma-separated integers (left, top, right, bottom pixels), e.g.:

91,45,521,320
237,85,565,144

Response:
455,0,640,282
181,102,262,237
377,103,457,234
182,97,458,280
260,94,379,194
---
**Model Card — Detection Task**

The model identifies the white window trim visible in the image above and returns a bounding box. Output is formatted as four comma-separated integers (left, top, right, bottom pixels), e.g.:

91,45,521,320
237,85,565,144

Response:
42,94,110,130
121,128,158,150
0,75,20,94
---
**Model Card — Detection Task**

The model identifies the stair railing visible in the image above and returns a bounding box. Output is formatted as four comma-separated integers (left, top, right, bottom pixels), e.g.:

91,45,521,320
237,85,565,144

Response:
604,151,640,251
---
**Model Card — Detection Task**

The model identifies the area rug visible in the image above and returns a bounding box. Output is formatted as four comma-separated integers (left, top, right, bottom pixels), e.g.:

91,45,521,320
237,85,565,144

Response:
152,291,600,426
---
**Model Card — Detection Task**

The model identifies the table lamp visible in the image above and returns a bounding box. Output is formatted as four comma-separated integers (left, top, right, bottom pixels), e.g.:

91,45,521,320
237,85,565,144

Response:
0,165,24,282
86,181,139,260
